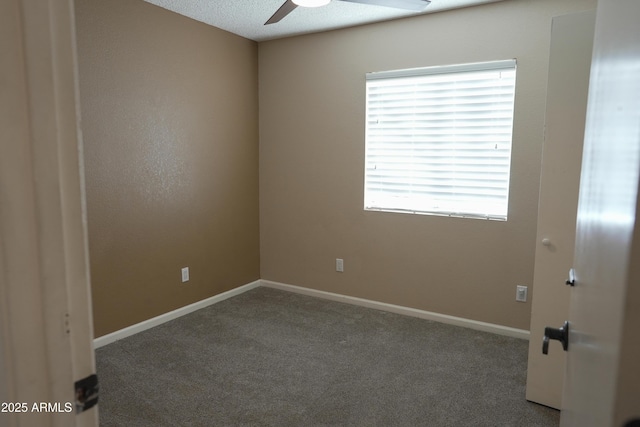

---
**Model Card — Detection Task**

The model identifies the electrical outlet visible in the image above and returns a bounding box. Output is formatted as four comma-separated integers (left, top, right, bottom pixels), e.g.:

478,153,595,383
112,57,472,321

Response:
181,267,189,283
516,285,527,302
336,258,344,273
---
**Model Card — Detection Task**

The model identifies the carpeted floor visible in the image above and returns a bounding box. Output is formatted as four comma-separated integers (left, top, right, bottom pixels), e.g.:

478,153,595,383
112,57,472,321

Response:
96,286,559,426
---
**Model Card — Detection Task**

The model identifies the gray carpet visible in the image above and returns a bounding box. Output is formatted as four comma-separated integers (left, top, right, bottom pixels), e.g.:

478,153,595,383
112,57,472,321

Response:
96,286,559,426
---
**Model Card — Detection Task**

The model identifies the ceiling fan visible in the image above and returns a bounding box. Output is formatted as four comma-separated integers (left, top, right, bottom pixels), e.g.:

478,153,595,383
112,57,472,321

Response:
265,0,432,25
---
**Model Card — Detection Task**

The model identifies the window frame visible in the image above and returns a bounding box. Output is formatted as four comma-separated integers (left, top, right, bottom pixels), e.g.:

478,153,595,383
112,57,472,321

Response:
364,59,517,221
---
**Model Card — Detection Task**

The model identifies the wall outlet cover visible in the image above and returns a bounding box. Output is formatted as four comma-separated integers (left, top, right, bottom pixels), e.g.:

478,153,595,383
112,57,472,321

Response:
516,285,527,302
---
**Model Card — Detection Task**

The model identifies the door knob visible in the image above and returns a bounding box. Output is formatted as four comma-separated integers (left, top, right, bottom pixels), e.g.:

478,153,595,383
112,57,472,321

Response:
542,321,569,355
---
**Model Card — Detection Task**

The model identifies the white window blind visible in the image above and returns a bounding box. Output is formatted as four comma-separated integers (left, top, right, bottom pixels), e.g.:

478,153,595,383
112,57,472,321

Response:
364,60,517,220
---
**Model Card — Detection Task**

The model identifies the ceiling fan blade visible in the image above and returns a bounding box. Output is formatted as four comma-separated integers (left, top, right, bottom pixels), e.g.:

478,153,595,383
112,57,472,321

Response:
339,0,431,11
265,0,299,25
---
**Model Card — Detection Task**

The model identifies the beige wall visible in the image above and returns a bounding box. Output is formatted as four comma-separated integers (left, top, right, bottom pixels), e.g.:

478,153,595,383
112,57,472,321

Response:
259,0,596,330
75,0,260,337
76,0,596,337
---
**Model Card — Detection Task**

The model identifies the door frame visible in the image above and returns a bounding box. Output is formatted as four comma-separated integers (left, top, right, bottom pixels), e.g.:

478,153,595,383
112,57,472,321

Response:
0,0,97,426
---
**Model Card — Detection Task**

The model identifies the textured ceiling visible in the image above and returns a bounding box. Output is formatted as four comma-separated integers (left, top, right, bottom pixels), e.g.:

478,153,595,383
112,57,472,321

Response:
143,0,507,42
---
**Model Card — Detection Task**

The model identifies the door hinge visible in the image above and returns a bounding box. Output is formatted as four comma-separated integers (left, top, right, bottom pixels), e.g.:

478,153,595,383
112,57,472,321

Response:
74,374,98,413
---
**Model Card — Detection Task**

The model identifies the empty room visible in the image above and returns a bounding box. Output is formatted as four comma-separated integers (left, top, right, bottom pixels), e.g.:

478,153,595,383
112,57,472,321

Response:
3,0,639,426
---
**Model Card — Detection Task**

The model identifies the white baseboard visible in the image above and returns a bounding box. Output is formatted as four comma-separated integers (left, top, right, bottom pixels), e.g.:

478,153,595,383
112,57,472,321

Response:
93,280,261,349
94,278,529,349
261,280,530,340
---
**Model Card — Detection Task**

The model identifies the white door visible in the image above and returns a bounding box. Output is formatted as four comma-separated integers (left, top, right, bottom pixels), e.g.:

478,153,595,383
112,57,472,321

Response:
525,10,595,409
560,0,640,425
0,0,98,426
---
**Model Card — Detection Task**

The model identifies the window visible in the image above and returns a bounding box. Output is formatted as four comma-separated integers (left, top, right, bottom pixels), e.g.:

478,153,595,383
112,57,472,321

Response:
364,60,517,220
